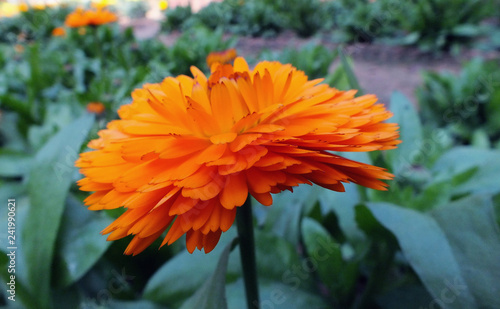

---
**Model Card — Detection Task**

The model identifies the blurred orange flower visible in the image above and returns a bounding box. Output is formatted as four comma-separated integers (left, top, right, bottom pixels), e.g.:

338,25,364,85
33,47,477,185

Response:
159,0,168,11
14,44,24,53
86,102,106,114
19,3,29,12
206,48,238,68
76,57,399,255
52,27,66,37
65,7,117,28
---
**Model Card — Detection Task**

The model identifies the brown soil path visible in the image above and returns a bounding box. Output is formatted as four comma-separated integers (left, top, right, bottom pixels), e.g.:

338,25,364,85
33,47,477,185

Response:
122,17,497,106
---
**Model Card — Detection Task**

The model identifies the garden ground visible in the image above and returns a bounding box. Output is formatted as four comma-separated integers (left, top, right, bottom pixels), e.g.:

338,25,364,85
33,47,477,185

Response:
123,16,499,105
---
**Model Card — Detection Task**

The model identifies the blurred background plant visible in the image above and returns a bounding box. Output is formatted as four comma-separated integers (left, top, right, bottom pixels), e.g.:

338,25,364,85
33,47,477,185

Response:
1,0,499,308
417,58,500,148
393,0,493,52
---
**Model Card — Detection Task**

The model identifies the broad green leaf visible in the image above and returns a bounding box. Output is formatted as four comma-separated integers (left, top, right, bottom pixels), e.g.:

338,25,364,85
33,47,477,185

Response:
54,194,113,288
0,111,28,152
143,229,237,306
432,147,500,195
226,278,329,309
253,230,309,288
338,48,362,95
0,196,38,309
317,183,365,241
0,151,32,178
451,24,481,37
107,300,167,309
324,65,350,91
385,91,423,177
229,230,312,290
301,218,355,298
432,147,499,175
180,238,237,309
364,202,476,309
23,113,94,309
263,184,321,245
431,195,500,309
375,285,434,309
471,129,491,149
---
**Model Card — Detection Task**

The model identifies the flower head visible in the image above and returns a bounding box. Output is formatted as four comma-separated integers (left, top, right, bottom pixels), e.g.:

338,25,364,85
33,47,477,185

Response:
76,57,399,255
19,3,29,12
206,48,238,68
159,0,168,11
86,102,106,114
65,6,117,28
52,27,66,37
14,44,24,54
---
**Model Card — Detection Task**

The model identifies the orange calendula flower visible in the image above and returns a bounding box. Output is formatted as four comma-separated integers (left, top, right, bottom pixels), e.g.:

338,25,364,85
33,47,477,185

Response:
65,7,117,28
206,48,238,68
86,102,106,114
52,27,66,37
76,57,399,255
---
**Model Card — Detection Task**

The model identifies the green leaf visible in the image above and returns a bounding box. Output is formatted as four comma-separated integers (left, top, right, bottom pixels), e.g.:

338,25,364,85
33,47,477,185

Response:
432,147,500,195
23,113,94,309
226,278,329,309
375,285,434,309
0,111,28,152
262,185,320,246
229,230,311,290
0,196,38,309
301,218,354,298
364,202,476,309
451,24,481,37
106,300,167,309
0,151,32,178
385,91,423,177
338,48,362,95
431,195,500,308
317,183,364,242
143,229,237,306
471,129,490,149
54,194,113,288
180,238,238,309
252,230,306,286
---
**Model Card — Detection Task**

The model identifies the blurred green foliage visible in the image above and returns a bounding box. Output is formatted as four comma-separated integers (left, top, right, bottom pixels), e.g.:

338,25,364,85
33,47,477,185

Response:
0,5,72,43
332,0,402,43
163,0,337,38
162,0,499,51
417,58,500,148
1,2,500,309
394,0,492,52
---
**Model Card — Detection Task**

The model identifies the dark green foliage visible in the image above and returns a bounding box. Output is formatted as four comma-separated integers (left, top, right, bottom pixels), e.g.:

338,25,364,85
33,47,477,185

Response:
162,0,338,38
259,43,337,79
333,0,403,43
165,26,236,74
417,58,500,147
0,6,73,43
395,0,492,51
161,5,193,31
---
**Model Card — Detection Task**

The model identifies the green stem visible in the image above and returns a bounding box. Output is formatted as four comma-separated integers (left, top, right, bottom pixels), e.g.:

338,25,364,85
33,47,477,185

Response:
236,197,260,309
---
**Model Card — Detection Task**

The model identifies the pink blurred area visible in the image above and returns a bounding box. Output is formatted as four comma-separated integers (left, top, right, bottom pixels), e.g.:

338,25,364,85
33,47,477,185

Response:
7,0,220,12
168,0,220,12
